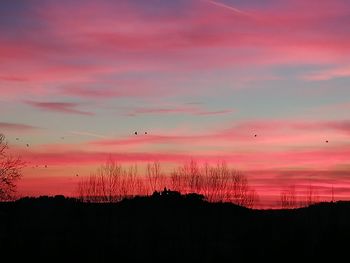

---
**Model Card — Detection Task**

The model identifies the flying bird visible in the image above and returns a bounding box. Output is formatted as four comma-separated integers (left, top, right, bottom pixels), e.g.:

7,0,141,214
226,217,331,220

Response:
26,144,29,147
254,134,257,137
326,140,329,143
145,132,148,135
134,131,138,135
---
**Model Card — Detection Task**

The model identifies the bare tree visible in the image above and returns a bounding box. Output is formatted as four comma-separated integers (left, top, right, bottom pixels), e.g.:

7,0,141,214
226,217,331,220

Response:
77,173,101,202
229,170,258,208
171,160,203,194
170,169,182,192
170,160,258,208
0,134,24,200
78,159,121,202
146,162,164,193
203,162,230,202
244,188,259,209
120,164,139,197
305,184,319,206
77,160,146,202
185,159,202,193
280,185,297,209
201,162,212,198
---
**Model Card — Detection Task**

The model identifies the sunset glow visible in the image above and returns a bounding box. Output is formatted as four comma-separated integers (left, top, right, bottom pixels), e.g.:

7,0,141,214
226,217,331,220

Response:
1,0,350,208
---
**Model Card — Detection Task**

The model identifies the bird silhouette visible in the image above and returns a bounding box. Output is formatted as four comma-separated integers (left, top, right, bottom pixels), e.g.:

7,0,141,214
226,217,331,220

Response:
76,174,79,177
254,134,257,137
145,132,148,135
326,140,329,143
16,138,19,141
134,131,138,135
26,144,29,147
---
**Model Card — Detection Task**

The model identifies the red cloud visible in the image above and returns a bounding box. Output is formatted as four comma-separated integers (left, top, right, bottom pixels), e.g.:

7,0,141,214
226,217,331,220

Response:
90,119,350,148
0,76,28,82
231,119,350,134
17,175,80,197
0,122,39,132
25,101,93,116
90,135,202,146
21,136,349,170
302,65,350,81
1,0,350,99
323,120,350,133
128,106,233,116
14,135,350,208
22,150,194,165
60,79,170,98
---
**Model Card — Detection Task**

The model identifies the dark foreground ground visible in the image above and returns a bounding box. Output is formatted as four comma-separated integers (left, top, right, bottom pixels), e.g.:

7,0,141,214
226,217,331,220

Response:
0,192,349,262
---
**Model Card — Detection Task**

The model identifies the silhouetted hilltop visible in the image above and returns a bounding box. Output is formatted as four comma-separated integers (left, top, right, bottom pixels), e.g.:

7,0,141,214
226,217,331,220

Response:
0,192,349,262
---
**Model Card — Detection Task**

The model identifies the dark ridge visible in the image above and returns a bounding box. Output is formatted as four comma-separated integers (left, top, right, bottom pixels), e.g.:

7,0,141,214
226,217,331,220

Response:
0,192,349,262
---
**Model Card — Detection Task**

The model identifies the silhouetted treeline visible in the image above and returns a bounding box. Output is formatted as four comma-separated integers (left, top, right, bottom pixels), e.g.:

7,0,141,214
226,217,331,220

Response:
78,160,258,208
0,193,349,261
280,184,321,209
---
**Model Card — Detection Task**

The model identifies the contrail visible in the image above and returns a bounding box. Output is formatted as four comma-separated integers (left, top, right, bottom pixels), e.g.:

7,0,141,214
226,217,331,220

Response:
204,0,249,16
70,131,110,139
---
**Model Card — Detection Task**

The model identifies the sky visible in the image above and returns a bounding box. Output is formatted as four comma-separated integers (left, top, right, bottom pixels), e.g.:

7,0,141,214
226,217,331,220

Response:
1,0,350,207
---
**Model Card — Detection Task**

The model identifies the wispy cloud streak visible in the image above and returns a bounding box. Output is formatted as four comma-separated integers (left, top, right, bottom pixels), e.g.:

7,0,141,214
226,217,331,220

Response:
70,130,109,139
0,122,39,132
128,106,233,116
204,0,250,16
25,101,93,116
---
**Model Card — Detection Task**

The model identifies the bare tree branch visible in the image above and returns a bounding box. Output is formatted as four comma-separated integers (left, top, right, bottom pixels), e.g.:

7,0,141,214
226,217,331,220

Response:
0,133,24,200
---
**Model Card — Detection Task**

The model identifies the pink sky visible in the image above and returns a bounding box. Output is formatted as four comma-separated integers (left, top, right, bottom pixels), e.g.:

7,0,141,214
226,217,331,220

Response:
1,0,350,207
